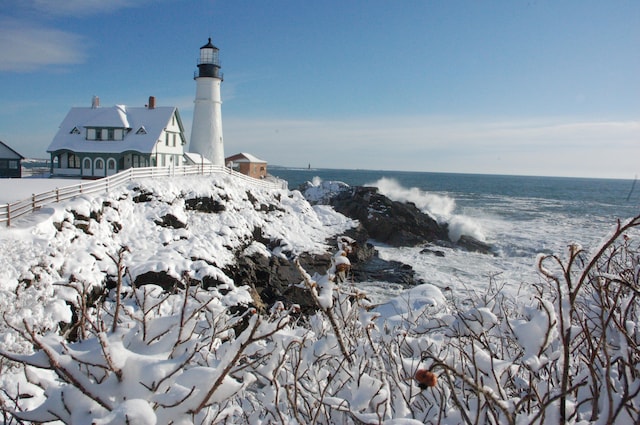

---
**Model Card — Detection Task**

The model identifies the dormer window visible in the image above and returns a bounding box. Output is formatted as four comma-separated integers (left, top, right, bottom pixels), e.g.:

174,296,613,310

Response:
70,126,81,135
85,127,125,141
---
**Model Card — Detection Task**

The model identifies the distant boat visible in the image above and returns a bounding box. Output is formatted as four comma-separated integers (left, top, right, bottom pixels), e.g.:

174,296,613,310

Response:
308,163,311,169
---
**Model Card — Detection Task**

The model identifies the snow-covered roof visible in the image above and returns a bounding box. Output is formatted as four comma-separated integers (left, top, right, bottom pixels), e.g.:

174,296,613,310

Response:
83,104,130,128
226,152,267,164
0,140,24,159
184,152,212,165
47,105,181,154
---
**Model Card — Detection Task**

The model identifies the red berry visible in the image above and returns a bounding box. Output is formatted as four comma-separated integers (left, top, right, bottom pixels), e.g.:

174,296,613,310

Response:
415,369,437,389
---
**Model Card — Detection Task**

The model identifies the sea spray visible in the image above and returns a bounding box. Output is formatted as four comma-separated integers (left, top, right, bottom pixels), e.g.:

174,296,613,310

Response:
367,177,486,242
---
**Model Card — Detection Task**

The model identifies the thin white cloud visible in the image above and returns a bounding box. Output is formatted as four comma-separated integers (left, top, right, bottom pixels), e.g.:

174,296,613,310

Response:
29,0,143,16
0,19,86,72
222,115,640,179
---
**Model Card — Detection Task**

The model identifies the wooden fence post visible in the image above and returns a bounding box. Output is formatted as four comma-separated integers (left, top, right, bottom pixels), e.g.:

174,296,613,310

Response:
6,204,10,227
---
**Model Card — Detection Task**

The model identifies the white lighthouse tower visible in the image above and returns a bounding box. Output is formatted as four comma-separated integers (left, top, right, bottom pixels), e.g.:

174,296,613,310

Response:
190,38,225,166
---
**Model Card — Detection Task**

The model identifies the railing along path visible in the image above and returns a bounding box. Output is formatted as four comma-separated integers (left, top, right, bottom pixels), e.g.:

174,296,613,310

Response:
0,165,286,227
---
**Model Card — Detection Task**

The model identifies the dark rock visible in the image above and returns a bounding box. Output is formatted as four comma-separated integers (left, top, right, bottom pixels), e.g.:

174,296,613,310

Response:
333,228,421,285
328,186,450,247
134,271,183,292
71,210,90,222
351,251,422,285
301,183,496,255
132,190,154,203
185,196,226,213
220,233,421,314
456,235,495,256
155,214,187,229
74,221,93,235
90,209,102,222
259,203,282,212
420,247,446,257
246,190,259,205
222,251,332,314
339,224,372,261
110,221,123,233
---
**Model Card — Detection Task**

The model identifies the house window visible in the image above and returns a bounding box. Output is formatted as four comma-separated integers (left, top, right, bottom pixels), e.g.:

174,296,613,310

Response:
165,133,169,146
136,127,147,134
95,159,104,169
86,128,121,140
107,159,116,170
83,158,91,169
68,153,80,168
172,133,176,147
161,154,166,166
9,160,18,169
70,127,81,135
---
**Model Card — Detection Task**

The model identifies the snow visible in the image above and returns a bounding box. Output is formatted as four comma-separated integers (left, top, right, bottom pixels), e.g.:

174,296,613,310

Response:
300,176,350,204
0,178,83,204
48,106,179,154
373,283,447,327
1,174,638,424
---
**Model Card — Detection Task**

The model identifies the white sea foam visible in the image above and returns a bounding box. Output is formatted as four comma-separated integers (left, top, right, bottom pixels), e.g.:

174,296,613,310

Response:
347,176,639,303
367,177,486,242
367,177,455,219
281,168,638,302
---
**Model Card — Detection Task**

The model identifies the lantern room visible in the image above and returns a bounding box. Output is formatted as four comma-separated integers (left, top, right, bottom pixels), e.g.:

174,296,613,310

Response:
196,38,222,79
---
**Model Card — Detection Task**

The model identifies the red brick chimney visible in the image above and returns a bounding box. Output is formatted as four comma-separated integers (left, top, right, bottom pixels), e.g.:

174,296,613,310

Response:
148,96,156,109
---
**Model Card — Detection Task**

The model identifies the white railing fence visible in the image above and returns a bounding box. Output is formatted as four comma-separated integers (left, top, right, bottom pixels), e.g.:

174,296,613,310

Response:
1,165,287,227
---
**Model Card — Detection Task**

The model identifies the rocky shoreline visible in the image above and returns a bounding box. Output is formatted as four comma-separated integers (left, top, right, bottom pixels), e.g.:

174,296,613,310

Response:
220,181,495,313
123,179,494,314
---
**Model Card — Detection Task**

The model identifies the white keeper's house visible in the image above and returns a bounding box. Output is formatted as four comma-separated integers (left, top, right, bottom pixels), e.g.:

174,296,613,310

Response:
47,96,186,178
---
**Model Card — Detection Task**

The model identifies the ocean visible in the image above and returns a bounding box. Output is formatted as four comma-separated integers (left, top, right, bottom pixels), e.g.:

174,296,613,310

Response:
270,167,640,303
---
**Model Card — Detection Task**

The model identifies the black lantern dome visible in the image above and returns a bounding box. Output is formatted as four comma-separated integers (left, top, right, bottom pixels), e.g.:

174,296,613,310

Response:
196,38,222,79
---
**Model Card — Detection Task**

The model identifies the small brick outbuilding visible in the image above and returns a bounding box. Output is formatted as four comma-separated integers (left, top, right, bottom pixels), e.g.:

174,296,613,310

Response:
225,152,267,179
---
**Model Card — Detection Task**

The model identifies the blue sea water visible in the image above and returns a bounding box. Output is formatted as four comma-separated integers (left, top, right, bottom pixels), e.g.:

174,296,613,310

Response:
270,167,640,301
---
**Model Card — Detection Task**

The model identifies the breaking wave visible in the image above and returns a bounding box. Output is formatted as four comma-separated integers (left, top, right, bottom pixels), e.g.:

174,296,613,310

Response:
366,177,486,242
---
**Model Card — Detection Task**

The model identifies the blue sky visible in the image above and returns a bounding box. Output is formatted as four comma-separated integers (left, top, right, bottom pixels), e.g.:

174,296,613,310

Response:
0,0,638,179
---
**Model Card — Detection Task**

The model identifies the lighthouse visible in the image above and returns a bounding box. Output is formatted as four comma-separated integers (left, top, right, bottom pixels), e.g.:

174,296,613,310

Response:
190,38,225,166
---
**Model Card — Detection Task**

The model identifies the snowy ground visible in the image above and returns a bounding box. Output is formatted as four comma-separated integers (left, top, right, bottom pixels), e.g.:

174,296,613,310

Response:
0,178,83,204
0,174,637,424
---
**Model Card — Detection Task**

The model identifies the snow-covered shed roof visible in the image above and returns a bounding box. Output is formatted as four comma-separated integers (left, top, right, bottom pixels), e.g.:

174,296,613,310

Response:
47,105,183,154
0,141,24,159
226,152,267,164
184,152,212,165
